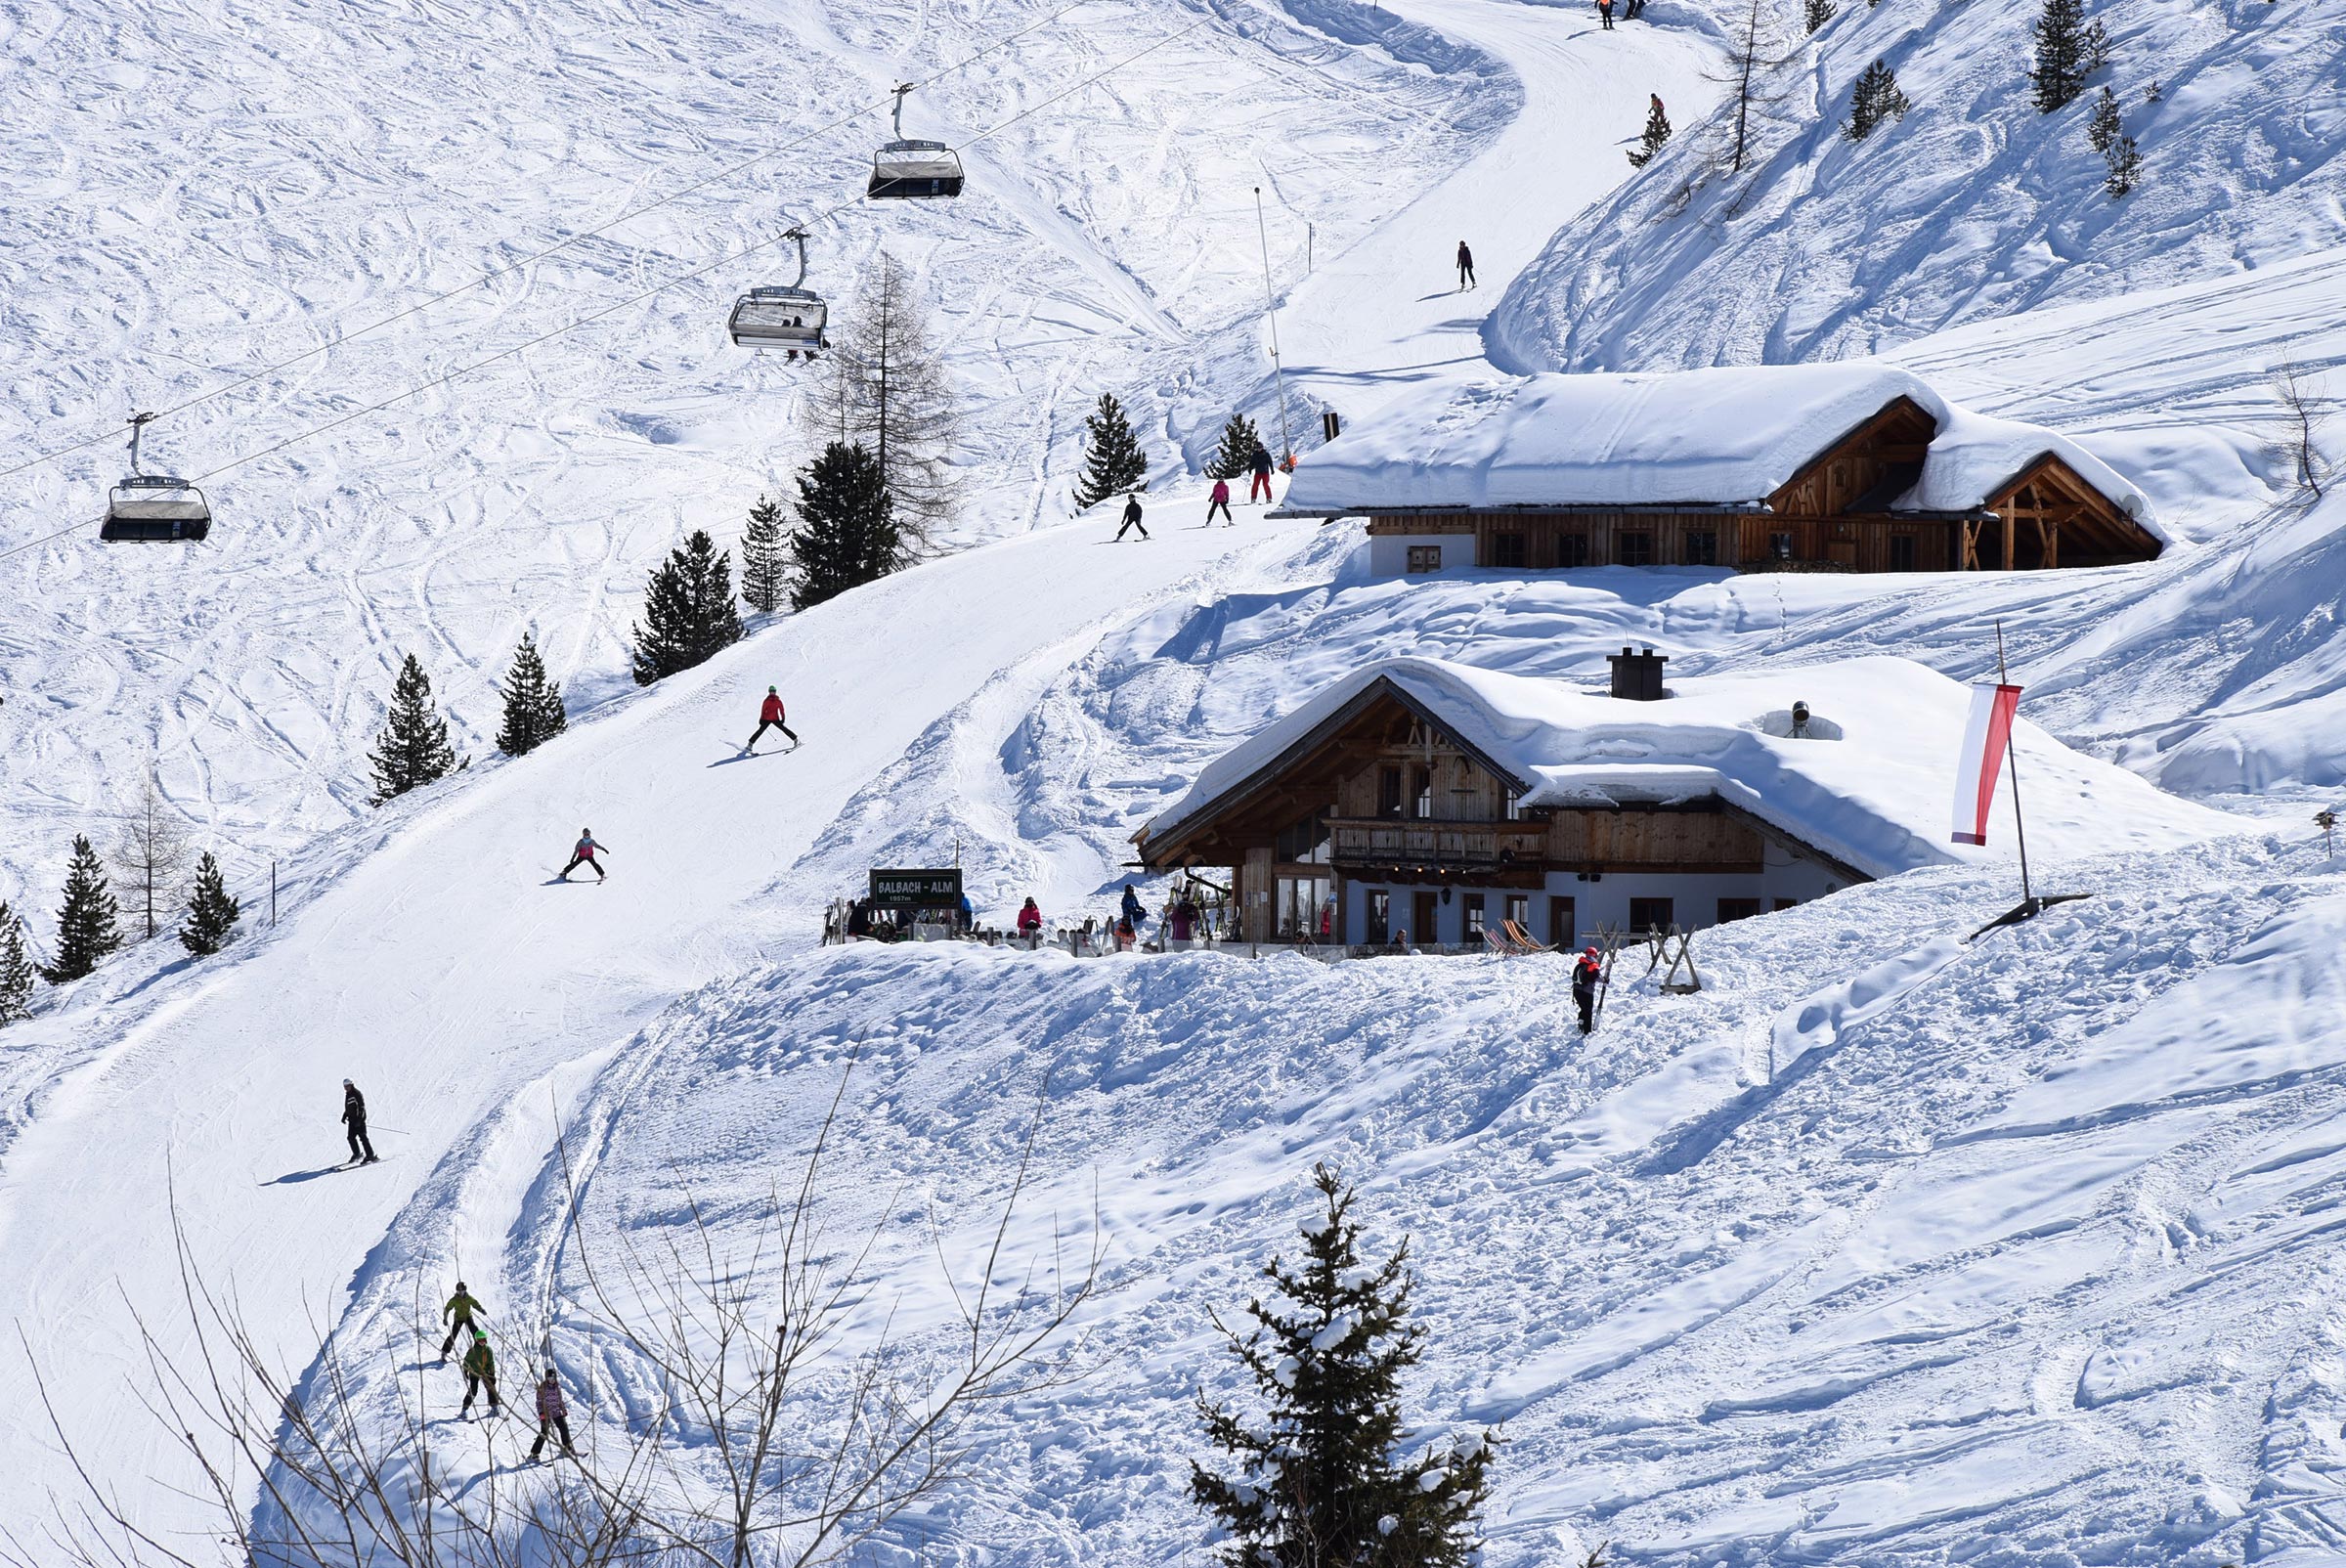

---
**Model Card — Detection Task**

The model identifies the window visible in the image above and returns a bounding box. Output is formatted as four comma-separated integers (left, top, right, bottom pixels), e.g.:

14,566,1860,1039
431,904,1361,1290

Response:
1629,896,1673,934
1367,890,1391,943
1548,895,1575,948
1716,897,1762,924
1684,530,1717,566
1464,894,1487,939
1770,531,1794,560
1276,808,1331,864
1557,532,1590,568
1413,892,1441,946
1888,533,1918,571
1378,765,1404,819
1489,532,1526,569
1504,790,1526,820
1280,876,1332,938
1406,544,1443,574
1412,767,1434,819
1505,893,1530,933
1772,896,1800,912
1617,531,1653,567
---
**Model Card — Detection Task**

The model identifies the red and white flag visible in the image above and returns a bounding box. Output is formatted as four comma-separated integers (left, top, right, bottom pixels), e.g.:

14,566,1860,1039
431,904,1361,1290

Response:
1951,682,2022,846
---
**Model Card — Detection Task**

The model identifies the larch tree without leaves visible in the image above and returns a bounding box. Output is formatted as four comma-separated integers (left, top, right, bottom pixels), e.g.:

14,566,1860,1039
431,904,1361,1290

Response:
1708,0,1799,173
41,835,122,984
631,530,745,686
789,441,899,611
1192,1162,1496,1568
739,493,790,615
1074,393,1151,509
179,851,241,958
1208,414,1266,482
369,653,459,805
495,632,567,758
0,902,34,1024
812,251,958,546
109,776,189,941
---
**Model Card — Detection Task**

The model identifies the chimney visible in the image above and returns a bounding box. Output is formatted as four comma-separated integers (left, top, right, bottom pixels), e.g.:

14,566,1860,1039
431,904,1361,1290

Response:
1608,644,1669,702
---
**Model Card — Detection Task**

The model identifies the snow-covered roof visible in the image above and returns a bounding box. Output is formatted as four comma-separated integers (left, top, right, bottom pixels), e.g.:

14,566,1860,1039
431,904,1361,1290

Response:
1141,655,2237,881
1282,366,2161,538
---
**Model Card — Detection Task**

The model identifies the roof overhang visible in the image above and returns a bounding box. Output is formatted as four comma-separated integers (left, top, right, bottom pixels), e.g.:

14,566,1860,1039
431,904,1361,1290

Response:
1270,501,1775,521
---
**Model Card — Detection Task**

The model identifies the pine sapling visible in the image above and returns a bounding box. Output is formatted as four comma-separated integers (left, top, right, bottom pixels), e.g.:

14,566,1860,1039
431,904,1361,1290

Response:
1073,392,1151,509
1192,1162,1496,1568
2086,84,2121,152
1846,59,1912,139
739,493,790,615
2104,130,2142,196
179,851,241,958
369,653,458,805
0,902,34,1024
1627,100,1673,166
495,632,567,758
1804,0,1837,33
40,835,122,984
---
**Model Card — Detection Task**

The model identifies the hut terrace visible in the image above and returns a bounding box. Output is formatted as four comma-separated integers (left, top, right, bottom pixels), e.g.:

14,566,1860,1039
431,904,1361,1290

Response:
1274,366,2166,576
1133,654,2237,949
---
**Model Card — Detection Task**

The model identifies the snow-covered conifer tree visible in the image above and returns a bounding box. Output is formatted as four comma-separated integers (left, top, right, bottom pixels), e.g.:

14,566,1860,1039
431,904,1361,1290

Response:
1192,1162,1496,1568
2029,0,2107,113
1847,59,1912,140
739,493,790,615
630,530,744,686
179,851,241,958
41,835,122,983
369,652,458,804
0,902,34,1023
495,632,567,758
1074,393,1150,509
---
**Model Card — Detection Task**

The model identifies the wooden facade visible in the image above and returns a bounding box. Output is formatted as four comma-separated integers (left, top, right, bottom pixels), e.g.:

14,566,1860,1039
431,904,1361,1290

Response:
1358,396,2160,575
1137,679,1863,944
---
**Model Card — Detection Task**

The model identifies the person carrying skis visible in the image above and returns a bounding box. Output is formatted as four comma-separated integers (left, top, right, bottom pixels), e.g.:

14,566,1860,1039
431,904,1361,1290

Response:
558,828,607,883
459,1328,501,1416
742,686,799,756
528,1368,575,1460
440,1281,485,1360
1247,444,1276,504
1114,493,1150,542
1456,240,1476,290
1571,945,1603,1033
1206,477,1234,526
342,1078,379,1165
1017,897,1044,946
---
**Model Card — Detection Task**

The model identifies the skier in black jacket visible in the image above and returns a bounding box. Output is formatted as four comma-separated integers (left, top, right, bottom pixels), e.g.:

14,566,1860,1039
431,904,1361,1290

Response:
1570,946,1602,1034
1456,240,1476,290
1114,493,1150,542
342,1078,380,1164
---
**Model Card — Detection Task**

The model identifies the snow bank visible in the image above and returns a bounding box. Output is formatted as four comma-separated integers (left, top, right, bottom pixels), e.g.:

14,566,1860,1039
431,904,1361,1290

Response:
1144,653,2241,878
1281,366,2158,533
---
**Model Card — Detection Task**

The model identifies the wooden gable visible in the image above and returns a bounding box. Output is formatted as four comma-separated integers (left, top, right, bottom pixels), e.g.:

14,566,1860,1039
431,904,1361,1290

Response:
1958,452,2162,569
1765,396,1937,522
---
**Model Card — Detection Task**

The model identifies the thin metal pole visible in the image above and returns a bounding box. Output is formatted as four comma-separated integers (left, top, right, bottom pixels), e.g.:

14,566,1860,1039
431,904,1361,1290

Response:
1995,620,2034,906
271,859,278,927
1253,187,1295,464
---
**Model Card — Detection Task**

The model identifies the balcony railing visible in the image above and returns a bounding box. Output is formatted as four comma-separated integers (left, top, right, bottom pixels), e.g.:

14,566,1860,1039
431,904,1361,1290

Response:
1327,817,1546,868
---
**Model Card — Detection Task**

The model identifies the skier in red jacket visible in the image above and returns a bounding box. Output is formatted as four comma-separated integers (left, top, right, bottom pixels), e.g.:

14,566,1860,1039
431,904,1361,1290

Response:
742,686,800,756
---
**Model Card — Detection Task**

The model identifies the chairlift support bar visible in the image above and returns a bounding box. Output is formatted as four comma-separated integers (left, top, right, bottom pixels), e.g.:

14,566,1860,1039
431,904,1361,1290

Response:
786,226,809,289
127,411,157,477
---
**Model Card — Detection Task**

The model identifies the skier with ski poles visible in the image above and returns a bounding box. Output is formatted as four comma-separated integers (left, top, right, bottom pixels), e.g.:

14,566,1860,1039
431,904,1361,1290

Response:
459,1327,502,1416
528,1368,576,1460
1205,477,1234,526
1456,240,1476,290
558,829,607,883
1114,493,1150,542
1571,945,1603,1034
440,1281,485,1360
742,685,799,756
342,1078,380,1165
1247,445,1276,504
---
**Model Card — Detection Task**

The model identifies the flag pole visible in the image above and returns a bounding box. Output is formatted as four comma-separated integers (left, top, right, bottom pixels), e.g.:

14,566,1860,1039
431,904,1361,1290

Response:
1994,619,2034,908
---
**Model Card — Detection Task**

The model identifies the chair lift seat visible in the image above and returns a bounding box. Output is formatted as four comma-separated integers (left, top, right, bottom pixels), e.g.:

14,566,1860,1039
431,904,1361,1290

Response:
728,286,830,354
102,475,212,542
868,140,965,200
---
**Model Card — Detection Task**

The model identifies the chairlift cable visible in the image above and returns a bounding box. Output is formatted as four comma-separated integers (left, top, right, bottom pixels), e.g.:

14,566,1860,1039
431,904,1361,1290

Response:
0,17,1209,565
0,0,1102,487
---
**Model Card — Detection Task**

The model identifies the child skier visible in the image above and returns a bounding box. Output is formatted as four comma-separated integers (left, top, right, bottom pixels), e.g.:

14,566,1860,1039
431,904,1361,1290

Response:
1206,478,1234,526
558,829,607,883
459,1328,501,1416
440,1281,485,1360
742,686,799,756
1571,945,1603,1033
528,1368,576,1460
342,1078,379,1165
1114,493,1150,542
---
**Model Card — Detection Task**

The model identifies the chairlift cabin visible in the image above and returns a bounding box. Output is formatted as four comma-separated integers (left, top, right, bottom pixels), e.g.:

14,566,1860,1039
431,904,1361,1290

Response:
868,83,965,200
101,414,211,543
728,229,830,358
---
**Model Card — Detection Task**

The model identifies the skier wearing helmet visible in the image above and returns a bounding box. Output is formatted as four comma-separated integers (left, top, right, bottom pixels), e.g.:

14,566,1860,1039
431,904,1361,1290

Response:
1571,945,1603,1033
440,1281,486,1360
341,1078,379,1165
558,829,607,883
742,686,799,756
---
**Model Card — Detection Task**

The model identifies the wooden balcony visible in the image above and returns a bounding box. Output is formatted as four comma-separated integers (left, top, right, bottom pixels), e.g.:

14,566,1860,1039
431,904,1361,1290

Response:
1327,817,1547,869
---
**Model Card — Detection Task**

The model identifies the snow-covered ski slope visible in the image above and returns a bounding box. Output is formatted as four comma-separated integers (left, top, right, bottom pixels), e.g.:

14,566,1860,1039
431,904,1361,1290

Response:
1490,0,2346,372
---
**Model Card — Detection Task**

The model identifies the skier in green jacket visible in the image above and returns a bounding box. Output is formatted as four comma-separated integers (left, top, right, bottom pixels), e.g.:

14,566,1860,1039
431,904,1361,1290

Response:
459,1328,502,1416
440,1281,485,1360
